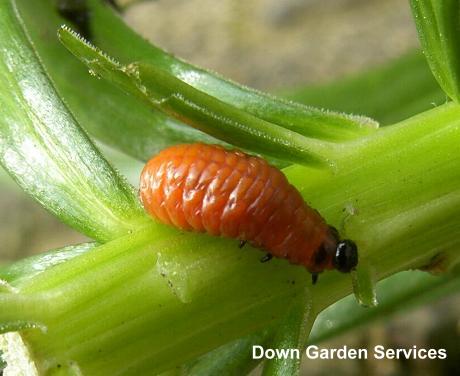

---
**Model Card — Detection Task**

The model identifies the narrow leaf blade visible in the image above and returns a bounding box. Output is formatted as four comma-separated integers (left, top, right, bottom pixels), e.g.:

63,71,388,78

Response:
410,0,460,102
0,1,150,242
283,51,446,125
262,288,314,376
58,27,334,167
85,0,378,140
14,0,221,163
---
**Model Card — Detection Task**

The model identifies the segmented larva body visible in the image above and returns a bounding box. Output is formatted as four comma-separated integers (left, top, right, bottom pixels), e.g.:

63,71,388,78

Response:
139,143,358,275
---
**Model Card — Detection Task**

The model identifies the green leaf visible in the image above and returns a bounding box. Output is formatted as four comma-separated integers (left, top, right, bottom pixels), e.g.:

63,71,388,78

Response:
282,51,446,125
0,355,5,372
309,270,460,344
410,0,460,102
13,0,377,170
262,288,313,376
0,243,96,287
13,0,220,163
350,260,377,307
84,0,377,141
58,27,335,167
183,329,273,376
0,0,150,242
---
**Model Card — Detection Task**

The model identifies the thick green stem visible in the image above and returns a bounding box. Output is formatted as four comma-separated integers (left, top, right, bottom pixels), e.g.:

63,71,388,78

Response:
1,228,308,375
1,103,459,374
288,102,460,278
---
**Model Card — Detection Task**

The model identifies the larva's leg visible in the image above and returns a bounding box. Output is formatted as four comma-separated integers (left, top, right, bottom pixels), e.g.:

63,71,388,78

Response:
260,253,273,263
239,240,247,249
311,273,319,285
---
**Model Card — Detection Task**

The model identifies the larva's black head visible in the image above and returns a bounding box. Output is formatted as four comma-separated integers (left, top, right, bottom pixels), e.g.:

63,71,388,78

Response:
333,240,358,273
311,227,358,277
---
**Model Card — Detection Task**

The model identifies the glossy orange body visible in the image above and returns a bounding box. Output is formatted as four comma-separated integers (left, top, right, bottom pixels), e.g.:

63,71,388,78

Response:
139,143,336,272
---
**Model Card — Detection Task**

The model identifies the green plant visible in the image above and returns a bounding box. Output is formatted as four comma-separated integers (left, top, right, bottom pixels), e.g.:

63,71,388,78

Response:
0,0,459,375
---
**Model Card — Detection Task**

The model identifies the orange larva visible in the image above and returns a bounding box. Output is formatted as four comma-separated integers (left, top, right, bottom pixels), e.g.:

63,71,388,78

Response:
139,143,358,282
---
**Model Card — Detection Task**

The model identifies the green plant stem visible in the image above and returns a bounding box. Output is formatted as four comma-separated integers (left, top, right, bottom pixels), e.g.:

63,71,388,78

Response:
0,228,309,374
1,103,459,374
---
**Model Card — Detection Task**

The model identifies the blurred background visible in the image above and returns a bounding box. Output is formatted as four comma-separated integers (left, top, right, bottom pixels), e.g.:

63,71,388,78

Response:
122,0,418,90
1,0,458,375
